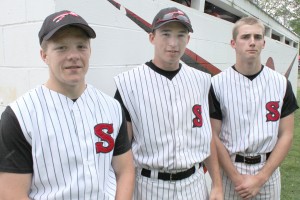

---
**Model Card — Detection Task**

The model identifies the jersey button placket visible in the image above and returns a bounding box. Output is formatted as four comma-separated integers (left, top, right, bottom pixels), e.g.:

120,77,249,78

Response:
169,81,180,169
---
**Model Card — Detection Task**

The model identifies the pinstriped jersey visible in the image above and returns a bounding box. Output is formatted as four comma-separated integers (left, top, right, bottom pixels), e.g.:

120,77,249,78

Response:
114,63,212,172
211,66,287,155
9,84,122,200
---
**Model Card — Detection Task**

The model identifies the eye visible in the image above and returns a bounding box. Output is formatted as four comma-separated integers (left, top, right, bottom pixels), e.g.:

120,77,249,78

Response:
254,35,263,40
78,44,89,50
55,46,67,51
241,35,250,39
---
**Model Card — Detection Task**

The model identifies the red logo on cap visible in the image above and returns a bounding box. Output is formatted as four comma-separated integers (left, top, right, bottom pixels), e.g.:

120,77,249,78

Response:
53,11,79,23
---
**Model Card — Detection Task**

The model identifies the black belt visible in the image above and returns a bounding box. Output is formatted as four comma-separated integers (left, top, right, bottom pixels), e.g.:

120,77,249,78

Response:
235,152,272,164
141,163,202,181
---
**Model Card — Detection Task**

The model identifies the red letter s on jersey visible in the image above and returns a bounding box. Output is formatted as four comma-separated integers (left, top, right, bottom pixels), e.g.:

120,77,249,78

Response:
266,101,280,122
192,104,203,127
94,123,115,153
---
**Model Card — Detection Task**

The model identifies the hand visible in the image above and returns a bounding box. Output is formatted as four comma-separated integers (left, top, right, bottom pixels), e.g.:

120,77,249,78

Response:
235,174,264,199
209,186,224,200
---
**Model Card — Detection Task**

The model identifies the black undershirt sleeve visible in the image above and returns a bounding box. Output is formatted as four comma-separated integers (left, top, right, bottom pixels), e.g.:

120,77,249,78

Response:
0,106,33,173
281,80,299,118
209,85,222,120
208,86,216,116
113,109,131,156
114,90,132,122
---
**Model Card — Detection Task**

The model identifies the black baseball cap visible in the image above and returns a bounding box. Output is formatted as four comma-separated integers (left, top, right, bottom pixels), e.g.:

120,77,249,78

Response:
152,7,193,32
38,10,96,44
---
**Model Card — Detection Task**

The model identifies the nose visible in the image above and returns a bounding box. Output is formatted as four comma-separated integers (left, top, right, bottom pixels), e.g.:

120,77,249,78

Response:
168,36,178,47
67,48,80,61
249,36,255,46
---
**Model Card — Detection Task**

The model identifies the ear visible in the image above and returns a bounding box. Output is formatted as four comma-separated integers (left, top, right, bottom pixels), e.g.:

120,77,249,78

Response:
230,39,236,49
262,39,266,49
186,34,190,44
40,49,48,64
149,32,155,44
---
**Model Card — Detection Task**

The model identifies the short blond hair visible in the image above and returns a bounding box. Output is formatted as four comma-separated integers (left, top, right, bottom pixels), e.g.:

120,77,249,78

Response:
232,16,265,40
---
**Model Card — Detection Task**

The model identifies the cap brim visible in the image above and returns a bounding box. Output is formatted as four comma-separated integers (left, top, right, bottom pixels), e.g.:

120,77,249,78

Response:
43,23,96,42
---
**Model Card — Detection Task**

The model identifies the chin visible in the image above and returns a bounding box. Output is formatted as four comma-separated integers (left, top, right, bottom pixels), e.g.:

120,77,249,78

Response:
68,78,85,85
246,55,257,60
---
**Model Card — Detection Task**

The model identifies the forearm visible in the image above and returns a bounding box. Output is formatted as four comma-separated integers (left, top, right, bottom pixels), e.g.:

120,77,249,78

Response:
258,132,293,183
204,138,224,199
113,150,135,200
0,172,31,200
214,135,242,185
210,118,241,185
204,138,222,188
0,195,30,200
115,170,135,200
257,114,294,183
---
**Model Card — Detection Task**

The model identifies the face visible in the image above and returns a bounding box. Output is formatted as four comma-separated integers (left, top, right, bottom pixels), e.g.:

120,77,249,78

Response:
149,21,190,70
40,27,91,93
231,24,265,63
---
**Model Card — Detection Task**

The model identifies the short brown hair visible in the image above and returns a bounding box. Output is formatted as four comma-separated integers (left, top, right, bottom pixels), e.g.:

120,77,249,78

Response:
232,16,265,40
40,40,48,51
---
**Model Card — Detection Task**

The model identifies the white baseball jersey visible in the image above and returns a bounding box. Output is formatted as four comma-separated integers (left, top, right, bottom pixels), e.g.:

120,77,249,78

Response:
115,63,211,199
211,66,286,156
211,66,287,200
10,84,123,200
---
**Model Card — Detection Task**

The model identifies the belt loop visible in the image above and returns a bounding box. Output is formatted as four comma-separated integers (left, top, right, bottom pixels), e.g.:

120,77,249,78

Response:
151,170,158,179
136,168,142,176
261,154,266,162
170,174,173,181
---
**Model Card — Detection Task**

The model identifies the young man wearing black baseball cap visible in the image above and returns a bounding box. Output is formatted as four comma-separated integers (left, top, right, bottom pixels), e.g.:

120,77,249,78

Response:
0,10,134,200
114,7,223,200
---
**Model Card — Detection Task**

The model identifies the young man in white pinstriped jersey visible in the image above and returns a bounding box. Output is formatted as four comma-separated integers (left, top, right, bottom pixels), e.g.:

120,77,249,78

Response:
114,7,223,200
0,10,134,200
210,17,299,200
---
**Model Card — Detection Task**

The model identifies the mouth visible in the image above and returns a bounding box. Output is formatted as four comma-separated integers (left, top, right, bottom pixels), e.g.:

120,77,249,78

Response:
247,50,257,53
65,66,82,69
167,50,179,53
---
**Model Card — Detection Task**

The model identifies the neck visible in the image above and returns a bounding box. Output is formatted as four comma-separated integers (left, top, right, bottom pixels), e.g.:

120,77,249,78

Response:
152,58,180,71
44,80,86,99
235,59,262,76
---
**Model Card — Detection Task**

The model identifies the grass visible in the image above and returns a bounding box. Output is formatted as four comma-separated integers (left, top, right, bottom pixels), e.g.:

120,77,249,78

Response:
281,85,300,199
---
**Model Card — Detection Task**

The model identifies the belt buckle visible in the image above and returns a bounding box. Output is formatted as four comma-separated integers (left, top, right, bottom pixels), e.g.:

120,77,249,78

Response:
169,172,178,181
245,155,261,164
